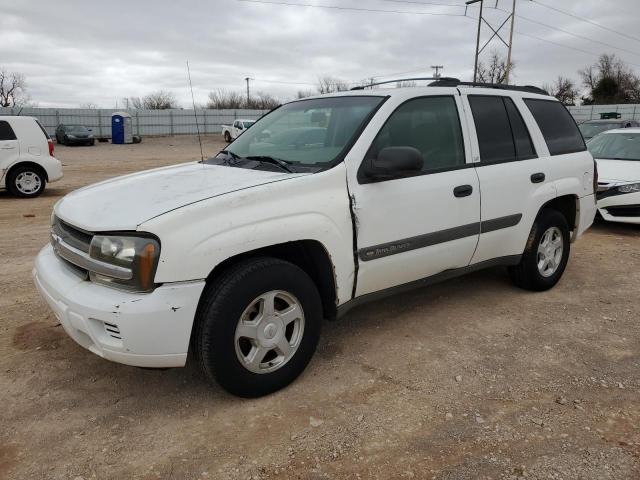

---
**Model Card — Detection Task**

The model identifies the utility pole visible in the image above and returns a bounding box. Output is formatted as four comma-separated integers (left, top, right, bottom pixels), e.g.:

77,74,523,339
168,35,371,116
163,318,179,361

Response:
244,77,251,105
465,0,517,84
504,0,517,84
430,65,444,79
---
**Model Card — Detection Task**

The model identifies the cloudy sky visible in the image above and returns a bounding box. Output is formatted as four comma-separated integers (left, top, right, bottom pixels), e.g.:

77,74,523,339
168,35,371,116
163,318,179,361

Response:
1,0,639,108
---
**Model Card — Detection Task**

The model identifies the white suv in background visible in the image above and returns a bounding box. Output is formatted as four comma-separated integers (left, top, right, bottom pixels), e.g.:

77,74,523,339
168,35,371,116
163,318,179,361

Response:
34,80,596,397
0,116,63,197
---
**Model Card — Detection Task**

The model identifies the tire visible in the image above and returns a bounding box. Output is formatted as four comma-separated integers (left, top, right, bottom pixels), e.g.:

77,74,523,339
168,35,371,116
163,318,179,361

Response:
508,209,570,291
224,131,231,143
63,135,70,146
89,139,95,146
7,165,46,198
194,257,322,397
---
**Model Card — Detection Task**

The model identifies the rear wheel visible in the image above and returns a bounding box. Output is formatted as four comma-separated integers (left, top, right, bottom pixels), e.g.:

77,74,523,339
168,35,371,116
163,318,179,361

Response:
194,257,322,397
7,165,46,198
508,209,570,291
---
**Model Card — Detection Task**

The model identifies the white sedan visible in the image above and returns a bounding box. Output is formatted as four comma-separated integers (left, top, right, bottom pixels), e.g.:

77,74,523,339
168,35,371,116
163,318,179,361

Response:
588,128,640,224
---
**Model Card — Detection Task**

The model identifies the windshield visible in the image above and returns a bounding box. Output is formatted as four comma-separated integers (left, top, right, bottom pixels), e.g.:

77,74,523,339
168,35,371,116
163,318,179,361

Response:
578,122,620,138
221,96,385,169
587,132,640,161
242,121,255,128
68,125,89,133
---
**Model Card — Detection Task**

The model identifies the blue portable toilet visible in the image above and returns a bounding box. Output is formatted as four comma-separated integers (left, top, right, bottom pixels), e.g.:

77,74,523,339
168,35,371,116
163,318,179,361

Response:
111,112,133,144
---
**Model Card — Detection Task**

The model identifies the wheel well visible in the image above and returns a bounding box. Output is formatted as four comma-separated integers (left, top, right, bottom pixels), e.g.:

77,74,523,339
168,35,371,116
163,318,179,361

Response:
205,240,338,320
540,195,577,231
5,162,49,185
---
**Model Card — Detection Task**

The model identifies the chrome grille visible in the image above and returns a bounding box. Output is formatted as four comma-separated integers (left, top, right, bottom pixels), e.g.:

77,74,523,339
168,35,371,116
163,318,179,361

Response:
52,216,92,253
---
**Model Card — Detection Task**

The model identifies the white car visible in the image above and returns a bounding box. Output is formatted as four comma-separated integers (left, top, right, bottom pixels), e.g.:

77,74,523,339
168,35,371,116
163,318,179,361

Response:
588,128,640,224
1,116,63,197
33,81,596,397
221,119,256,142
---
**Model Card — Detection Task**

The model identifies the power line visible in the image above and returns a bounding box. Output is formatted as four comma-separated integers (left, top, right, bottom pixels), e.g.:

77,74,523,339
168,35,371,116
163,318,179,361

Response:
235,0,467,16
530,0,640,45
499,8,640,60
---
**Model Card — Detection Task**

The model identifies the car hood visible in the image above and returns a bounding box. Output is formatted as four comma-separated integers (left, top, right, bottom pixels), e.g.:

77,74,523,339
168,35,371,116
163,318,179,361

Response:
595,158,640,183
55,162,303,231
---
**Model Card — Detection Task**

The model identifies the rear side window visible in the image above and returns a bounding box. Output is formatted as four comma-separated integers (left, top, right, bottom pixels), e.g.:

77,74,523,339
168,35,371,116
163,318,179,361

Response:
524,99,586,155
0,120,17,141
504,98,536,160
468,95,536,163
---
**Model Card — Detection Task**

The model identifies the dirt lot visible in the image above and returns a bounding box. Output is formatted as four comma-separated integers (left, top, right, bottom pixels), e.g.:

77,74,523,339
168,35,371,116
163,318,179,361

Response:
1,135,639,480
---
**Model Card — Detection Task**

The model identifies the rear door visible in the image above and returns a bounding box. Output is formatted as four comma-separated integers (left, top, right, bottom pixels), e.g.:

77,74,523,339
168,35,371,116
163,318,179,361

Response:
347,94,481,296
0,120,20,177
462,94,556,264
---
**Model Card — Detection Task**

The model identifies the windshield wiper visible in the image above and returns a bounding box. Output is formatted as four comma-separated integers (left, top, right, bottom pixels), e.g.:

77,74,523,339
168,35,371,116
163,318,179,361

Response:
245,155,294,173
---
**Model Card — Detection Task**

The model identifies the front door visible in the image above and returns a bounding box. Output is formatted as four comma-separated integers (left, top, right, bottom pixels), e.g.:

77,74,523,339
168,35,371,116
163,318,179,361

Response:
347,94,481,297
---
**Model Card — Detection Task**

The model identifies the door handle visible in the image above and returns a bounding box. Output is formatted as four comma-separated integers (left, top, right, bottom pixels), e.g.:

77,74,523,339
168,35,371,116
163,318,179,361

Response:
453,184,473,197
531,172,545,183
0,144,15,149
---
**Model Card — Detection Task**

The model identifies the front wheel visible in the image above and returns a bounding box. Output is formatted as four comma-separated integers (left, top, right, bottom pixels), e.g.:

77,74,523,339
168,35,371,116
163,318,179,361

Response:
194,257,322,397
7,165,46,198
508,209,570,291
224,131,231,142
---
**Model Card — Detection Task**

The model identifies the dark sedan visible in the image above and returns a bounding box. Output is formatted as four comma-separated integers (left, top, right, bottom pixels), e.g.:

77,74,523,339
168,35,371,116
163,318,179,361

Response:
55,124,95,146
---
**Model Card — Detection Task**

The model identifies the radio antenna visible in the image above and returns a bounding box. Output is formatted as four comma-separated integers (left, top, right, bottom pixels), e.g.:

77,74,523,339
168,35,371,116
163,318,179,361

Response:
186,60,204,162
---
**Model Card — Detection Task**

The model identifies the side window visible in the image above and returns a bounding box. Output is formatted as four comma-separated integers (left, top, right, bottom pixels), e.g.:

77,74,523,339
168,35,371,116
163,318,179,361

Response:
0,120,17,141
469,96,536,163
524,99,586,155
367,96,465,173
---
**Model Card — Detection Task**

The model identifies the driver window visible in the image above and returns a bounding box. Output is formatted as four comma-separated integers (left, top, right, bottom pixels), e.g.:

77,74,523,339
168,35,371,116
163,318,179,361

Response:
367,96,465,173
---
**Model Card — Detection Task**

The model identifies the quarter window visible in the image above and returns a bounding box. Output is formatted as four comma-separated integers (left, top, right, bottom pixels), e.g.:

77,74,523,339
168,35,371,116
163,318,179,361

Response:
0,120,17,141
524,99,586,156
367,96,465,173
468,95,536,163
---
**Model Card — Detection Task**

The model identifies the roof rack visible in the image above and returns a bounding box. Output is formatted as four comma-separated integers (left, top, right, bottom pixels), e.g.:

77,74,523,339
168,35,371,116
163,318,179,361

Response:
350,76,548,95
429,78,548,95
350,77,460,90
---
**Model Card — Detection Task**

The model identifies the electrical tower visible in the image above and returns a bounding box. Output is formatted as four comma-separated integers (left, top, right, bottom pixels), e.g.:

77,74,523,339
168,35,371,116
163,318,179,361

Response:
244,77,251,104
431,65,444,79
465,0,517,84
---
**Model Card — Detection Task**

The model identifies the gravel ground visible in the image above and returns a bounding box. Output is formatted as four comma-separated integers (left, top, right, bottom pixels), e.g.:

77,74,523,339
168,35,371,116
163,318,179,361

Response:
1,135,639,479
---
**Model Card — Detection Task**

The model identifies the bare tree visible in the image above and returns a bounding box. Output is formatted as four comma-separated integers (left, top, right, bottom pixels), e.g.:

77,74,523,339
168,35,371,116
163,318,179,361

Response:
317,76,349,94
0,68,28,107
542,76,580,105
247,92,280,110
206,89,246,109
476,51,515,84
395,80,417,88
128,91,177,110
579,53,640,104
79,102,98,109
296,89,315,99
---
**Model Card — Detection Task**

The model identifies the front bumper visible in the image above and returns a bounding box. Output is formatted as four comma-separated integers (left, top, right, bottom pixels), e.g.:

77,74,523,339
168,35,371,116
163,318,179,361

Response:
597,190,640,224
33,244,205,367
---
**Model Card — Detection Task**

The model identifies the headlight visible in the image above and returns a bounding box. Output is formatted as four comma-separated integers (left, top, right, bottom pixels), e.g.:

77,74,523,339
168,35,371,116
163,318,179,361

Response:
618,182,640,193
89,235,160,292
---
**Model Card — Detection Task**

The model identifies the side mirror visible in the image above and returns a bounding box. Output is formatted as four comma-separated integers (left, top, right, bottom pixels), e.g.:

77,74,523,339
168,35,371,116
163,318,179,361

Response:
361,146,424,181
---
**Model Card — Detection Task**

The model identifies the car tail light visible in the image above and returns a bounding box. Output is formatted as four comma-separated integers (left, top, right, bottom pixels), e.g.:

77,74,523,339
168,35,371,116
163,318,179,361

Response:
593,159,598,195
48,138,54,157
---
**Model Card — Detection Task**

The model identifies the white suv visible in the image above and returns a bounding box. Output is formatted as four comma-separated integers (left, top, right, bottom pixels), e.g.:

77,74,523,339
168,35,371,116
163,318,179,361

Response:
33,81,597,397
1,116,63,197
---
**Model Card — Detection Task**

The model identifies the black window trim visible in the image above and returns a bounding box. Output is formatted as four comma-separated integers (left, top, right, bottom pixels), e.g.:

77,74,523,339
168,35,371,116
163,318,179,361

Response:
467,94,538,167
523,97,587,156
0,120,17,141
357,94,469,184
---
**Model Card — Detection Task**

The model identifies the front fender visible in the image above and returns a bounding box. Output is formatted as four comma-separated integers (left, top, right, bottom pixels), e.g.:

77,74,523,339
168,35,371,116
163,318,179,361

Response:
141,164,355,304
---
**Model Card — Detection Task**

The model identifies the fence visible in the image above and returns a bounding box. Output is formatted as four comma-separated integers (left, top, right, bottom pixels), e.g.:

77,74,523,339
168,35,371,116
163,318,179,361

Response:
567,104,640,123
3,104,639,138
0,107,269,138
